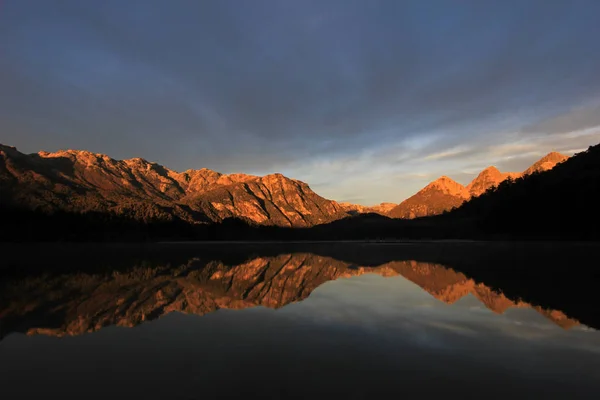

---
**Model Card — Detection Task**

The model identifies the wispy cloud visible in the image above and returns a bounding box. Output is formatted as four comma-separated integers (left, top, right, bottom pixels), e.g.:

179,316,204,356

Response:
1,0,600,203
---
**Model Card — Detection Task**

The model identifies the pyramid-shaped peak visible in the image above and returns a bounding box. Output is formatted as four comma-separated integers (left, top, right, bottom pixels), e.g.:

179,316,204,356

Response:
426,176,469,197
434,175,457,183
428,175,461,187
539,151,568,162
472,165,505,181
523,152,569,175
481,165,501,174
466,165,515,197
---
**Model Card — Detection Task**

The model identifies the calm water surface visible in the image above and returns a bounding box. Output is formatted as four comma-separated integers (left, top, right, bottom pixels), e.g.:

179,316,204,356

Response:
1,244,599,399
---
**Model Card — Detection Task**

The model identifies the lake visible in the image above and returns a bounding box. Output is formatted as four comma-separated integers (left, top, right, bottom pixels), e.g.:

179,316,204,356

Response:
1,242,599,399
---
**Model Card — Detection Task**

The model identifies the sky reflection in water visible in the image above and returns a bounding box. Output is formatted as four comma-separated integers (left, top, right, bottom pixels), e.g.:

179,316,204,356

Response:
1,260,600,399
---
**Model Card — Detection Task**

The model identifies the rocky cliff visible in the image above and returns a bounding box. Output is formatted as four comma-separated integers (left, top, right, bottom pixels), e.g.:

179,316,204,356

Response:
0,143,571,225
0,144,347,227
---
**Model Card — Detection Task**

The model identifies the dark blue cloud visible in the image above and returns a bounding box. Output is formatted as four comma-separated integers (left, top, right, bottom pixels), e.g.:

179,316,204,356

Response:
1,0,600,203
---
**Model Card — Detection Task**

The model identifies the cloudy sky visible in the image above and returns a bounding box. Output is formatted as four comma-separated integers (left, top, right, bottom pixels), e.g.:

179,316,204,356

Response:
2,0,600,205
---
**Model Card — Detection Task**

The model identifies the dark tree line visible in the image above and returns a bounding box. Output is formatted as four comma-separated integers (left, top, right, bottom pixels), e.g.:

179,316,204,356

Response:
444,143,600,239
2,143,599,242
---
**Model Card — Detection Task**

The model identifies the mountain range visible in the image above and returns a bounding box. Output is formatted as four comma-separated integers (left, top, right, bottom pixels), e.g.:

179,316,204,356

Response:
0,144,346,227
0,143,569,226
388,152,568,218
339,201,397,215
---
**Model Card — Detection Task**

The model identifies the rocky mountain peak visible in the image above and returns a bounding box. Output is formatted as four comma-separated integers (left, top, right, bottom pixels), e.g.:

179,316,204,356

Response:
369,202,396,214
178,169,259,192
36,149,124,173
123,157,154,168
0,144,349,227
541,151,568,162
479,165,502,176
523,152,568,175
388,176,470,219
388,151,572,219
261,172,294,183
426,176,470,198
339,201,398,216
466,165,516,197
261,172,285,180
259,173,305,192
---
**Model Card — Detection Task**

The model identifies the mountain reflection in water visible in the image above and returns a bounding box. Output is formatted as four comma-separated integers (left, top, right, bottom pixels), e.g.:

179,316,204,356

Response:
1,249,600,400
0,254,581,337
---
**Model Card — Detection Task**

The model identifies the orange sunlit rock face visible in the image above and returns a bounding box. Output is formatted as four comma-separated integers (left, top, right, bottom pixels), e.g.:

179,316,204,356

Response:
387,152,568,219
339,202,396,215
0,144,570,224
0,144,347,227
